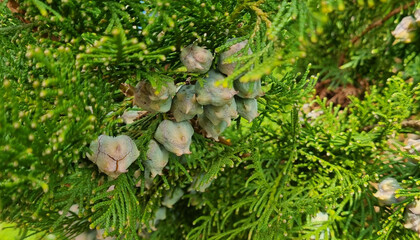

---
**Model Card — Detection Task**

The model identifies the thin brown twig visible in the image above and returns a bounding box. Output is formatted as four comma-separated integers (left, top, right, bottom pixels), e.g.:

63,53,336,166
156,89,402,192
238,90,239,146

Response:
351,1,416,44
218,137,232,146
249,4,272,28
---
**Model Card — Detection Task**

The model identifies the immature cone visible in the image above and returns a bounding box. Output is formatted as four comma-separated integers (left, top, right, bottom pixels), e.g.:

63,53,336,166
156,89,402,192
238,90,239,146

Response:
234,79,264,98
235,97,259,122
408,200,420,215
143,168,154,190
404,139,420,154
162,188,184,208
133,81,176,112
154,120,194,156
310,212,330,240
373,177,402,206
218,39,252,76
145,140,169,178
180,44,213,73
404,212,420,237
171,85,203,122
87,135,140,179
121,110,146,124
392,16,417,43
189,174,213,192
96,229,116,240
198,114,228,141
58,204,79,217
203,98,238,126
151,207,167,229
195,70,237,106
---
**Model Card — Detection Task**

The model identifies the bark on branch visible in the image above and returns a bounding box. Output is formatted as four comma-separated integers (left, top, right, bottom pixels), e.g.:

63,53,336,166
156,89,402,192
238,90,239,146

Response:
351,1,416,44
402,120,420,132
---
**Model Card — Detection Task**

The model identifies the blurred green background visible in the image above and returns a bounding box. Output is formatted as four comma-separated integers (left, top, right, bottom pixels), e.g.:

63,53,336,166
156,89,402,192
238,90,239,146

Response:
0,223,48,240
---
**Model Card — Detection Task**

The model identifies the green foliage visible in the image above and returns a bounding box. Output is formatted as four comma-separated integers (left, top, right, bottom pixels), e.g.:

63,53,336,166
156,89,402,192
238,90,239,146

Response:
298,0,420,87
178,73,418,240
0,223,47,240
0,0,419,240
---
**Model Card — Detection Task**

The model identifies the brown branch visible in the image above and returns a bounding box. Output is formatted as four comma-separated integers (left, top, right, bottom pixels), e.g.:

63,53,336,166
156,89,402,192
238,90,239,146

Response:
402,120,420,132
1,0,31,24
218,137,232,146
362,124,382,132
362,120,420,132
119,83,135,97
351,1,416,44
5,0,20,13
